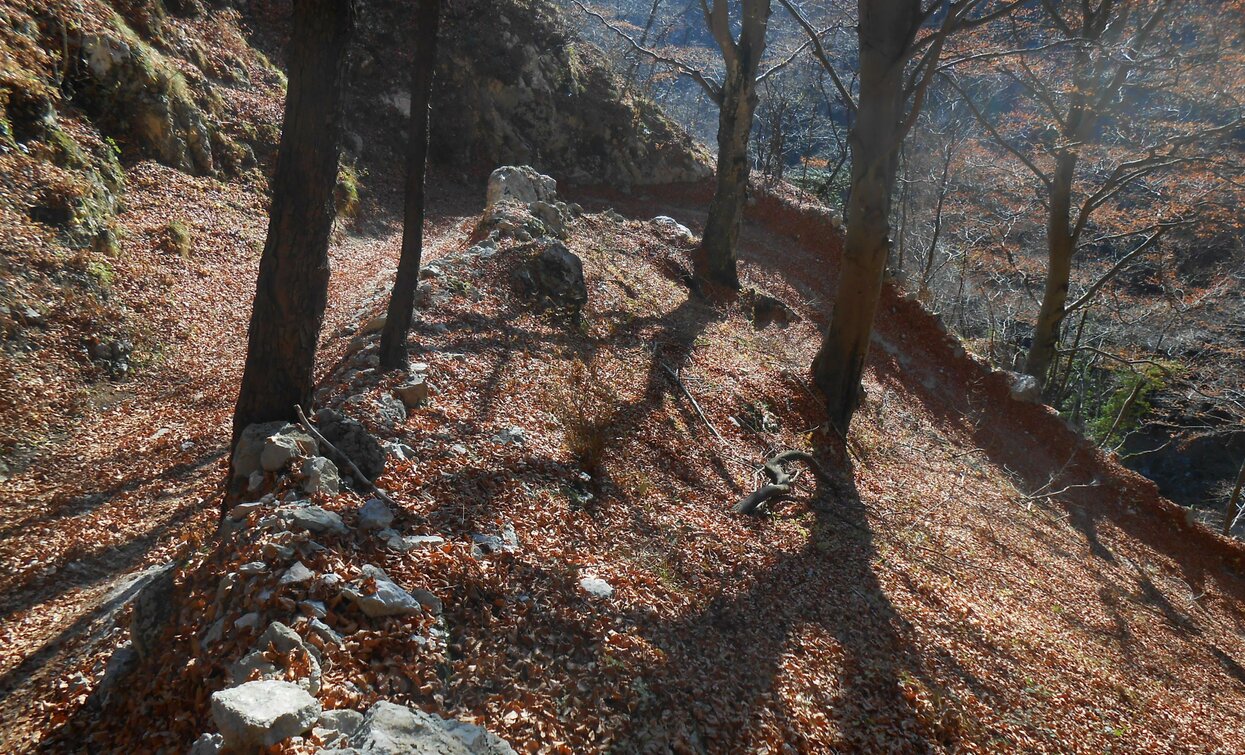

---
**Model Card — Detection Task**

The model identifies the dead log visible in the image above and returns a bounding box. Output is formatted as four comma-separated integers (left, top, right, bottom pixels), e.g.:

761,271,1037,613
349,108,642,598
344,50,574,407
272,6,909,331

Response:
734,449,831,515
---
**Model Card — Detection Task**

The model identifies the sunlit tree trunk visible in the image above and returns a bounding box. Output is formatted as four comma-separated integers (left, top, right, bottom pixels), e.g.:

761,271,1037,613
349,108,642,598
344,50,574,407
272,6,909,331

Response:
231,0,356,447
1024,152,1077,384
379,0,442,370
811,0,917,434
700,66,757,289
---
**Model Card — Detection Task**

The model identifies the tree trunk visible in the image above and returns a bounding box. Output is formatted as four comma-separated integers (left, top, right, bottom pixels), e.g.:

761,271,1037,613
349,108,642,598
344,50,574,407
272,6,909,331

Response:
1222,457,1245,536
699,67,757,290
811,0,917,435
378,0,442,370
1023,152,1077,385
231,0,356,447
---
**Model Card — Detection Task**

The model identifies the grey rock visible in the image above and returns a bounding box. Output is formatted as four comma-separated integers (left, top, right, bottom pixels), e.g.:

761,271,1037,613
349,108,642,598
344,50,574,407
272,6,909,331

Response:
210,680,321,750
299,600,328,619
189,732,223,755
130,562,177,658
232,422,292,480
238,561,268,576
285,505,348,536
386,533,446,552
651,215,694,242
307,617,345,648
514,239,587,315
344,700,516,754
229,501,264,520
230,621,322,694
579,575,614,599
357,498,394,531
491,426,525,445
234,612,261,631
1006,371,1043,404
385,442,417,463
315,409,386,481
394,376,430,409
280,561,315,586
486,165,557,208
302,457,341,496
344,565,436,618
261,427,317,472
319,709,365,739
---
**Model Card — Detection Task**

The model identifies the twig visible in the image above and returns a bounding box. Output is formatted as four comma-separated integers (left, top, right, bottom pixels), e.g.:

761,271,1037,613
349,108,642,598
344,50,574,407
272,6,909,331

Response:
662,363,726,445
294,404,400,509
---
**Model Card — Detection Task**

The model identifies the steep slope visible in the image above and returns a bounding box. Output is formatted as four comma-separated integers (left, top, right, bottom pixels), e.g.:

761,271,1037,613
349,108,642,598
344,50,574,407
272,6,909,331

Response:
42,174,1245,753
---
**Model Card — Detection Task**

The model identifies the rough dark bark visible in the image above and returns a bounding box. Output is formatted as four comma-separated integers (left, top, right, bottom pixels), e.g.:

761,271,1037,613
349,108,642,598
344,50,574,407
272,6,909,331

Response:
699,68,757,289
379,0,442,370
231,0,356,447
811,0,918,435
1023,152,1077,384
696,0,771,291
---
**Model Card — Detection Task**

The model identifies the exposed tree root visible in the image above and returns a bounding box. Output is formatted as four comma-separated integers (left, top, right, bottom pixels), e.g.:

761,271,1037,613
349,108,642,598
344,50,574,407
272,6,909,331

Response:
734,449,833,515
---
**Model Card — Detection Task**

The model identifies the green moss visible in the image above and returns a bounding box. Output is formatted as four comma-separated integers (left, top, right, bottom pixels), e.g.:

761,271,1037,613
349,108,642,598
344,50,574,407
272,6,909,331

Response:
1088,364,1176,446
335,164,361,218
163,220,192,258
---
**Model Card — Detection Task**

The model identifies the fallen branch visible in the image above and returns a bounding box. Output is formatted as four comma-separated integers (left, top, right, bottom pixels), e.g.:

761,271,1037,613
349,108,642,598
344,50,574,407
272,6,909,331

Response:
662,363,726,445
294,404,400,509
734,450,832,515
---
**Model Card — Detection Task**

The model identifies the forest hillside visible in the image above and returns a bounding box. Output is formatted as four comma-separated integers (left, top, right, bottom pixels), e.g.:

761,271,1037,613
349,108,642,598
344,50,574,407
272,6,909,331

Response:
2,0,1245,753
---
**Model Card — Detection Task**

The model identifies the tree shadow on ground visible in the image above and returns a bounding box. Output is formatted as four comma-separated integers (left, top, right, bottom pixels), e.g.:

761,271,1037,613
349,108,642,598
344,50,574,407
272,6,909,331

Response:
617,455,958,752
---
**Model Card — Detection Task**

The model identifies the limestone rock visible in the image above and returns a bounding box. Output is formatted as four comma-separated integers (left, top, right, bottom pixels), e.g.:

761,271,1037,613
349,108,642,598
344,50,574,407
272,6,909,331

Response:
486,165,556,208
514,239,587,315
210,680,321,751
579,575,614,599
357,498,394,531
394,376,430,409
344,565,438,618
284,505,348,536
230,621,322,694
302,456,341,495
1006,372,1043,404
261,427,317,472
343,700,516,754
315,409,387,481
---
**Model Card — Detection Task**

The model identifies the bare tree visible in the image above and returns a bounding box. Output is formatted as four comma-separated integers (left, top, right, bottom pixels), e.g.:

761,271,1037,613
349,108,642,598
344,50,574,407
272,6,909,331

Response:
379,0,443,370
575,0,812,288
782,0,1020,433
232,0,357,455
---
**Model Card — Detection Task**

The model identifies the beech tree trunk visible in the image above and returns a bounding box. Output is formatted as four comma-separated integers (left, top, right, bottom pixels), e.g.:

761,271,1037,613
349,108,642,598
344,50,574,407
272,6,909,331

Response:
811,0,917,435
231,0,356,445
1024,153,1077,384
700,67,757,289
379,0,442,370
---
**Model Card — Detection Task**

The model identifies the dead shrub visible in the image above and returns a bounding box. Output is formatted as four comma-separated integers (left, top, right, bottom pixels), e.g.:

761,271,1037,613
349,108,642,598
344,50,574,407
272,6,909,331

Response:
547,357,617,477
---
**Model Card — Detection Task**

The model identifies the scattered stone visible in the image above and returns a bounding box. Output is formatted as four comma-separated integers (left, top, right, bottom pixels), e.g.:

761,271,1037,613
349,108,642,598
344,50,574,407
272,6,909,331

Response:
306,617,345,648
357,498,394,531
280,561,315,586
1006,371,1043,404
301,456,341,496
314,408,387,481
394,376,431,409
234,612,261,631
492,426,525,445
230,501,263,520
385,441,417,463
579,575,614,599
361,314,387,336
344,565,438,618
299,600,328,619
314,708,365,747
210,679,321,751
652,215,694,242
230,621,322,694
284,505,348,536
514,239,587,316
344,700,516,754
188,732,223,755
260,427,317,472
238,561,268,576
130,562,177,658
386,533,446,552
529,199,569,237
233,422,317,481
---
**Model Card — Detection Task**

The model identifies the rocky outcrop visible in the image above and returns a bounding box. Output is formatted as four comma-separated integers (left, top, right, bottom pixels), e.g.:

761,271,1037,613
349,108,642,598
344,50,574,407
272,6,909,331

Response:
360,0,710,188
